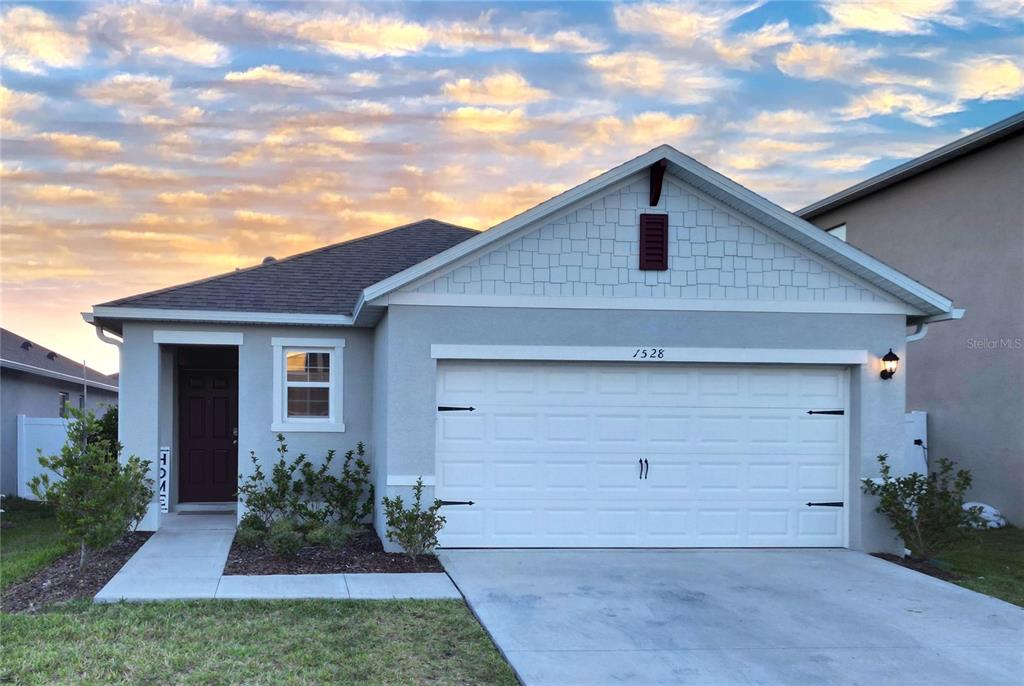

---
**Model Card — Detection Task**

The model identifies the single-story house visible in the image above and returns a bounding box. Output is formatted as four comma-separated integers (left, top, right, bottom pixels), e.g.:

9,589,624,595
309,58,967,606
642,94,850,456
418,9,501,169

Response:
84,146,961,552
1,328,119,495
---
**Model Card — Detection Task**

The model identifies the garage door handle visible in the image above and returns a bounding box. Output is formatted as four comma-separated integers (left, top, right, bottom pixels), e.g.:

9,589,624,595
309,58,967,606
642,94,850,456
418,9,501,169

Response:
639,458,643,479
643,459,649,479
806,501,844,507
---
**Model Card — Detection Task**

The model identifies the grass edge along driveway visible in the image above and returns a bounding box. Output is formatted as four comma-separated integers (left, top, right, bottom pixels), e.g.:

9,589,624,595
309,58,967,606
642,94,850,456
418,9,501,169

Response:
1,598,518,686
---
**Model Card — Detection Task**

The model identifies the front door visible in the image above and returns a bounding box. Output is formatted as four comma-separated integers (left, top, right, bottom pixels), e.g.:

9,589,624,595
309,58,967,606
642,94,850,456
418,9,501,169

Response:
178,369,238,502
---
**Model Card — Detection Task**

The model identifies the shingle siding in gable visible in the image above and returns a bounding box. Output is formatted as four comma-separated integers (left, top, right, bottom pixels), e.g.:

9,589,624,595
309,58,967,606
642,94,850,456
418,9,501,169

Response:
413,177,888,303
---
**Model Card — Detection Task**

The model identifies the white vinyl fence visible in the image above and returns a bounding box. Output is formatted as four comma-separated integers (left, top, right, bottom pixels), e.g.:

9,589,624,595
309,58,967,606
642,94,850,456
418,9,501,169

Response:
17,415,69,499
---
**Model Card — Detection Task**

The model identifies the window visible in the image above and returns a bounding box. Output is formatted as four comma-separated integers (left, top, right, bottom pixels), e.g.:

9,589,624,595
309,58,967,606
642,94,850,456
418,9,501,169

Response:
826,223,847,242
272,338,345,432
58,392,70,418
78,394,85,410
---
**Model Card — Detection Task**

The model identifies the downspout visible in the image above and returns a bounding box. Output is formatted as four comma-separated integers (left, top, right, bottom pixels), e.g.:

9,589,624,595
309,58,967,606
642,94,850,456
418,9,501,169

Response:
906,322,928,343
92,322,123,441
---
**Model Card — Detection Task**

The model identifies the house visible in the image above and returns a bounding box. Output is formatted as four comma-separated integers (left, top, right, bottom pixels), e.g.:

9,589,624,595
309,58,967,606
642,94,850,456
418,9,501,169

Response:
1,328,119,495
799,112,1023,523
84,145,961,552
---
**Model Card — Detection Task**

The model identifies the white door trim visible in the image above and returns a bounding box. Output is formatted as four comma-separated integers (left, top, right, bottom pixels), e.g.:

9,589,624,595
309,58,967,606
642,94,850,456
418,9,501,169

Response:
431,344,868,366
153,330,244,345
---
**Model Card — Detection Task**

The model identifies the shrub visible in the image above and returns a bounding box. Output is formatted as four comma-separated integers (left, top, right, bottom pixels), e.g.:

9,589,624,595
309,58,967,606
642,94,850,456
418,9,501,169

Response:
237,435,373,531
381,477,446,560
29,408,153,569
236,524,265,550
267,519,303,558
862,454,985,560
307,521,360,552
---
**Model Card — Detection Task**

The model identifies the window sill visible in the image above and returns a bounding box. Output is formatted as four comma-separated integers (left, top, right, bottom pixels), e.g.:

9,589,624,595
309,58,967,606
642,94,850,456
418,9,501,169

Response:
270,421,346,433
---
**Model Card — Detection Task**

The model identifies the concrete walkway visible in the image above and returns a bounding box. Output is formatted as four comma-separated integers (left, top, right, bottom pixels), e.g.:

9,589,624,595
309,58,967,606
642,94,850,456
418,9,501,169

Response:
95,513,459,602
442,548,1024,686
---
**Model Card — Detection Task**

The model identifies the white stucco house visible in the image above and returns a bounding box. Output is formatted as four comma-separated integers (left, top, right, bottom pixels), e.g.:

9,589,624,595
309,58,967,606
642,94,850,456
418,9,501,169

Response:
84,146,961,553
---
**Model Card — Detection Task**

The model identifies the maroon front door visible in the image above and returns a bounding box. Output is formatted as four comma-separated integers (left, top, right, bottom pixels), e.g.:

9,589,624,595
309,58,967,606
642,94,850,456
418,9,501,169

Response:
178,369,238,502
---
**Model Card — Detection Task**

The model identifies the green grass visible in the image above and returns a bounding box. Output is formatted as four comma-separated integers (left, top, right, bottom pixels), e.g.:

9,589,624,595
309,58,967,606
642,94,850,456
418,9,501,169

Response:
1,497,71,589
938,526,1024,607
1,599,518,685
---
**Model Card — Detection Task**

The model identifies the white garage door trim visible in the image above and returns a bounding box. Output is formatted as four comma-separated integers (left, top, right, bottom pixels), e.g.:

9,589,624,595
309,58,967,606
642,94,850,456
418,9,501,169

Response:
435,359,851,549
431,344,869,366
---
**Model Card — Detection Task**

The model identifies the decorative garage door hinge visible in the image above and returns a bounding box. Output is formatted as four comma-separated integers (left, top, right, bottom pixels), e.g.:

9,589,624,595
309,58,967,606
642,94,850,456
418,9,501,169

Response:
805,501,844,507
437,405,476,412
806,409,845,415
439,500,475,506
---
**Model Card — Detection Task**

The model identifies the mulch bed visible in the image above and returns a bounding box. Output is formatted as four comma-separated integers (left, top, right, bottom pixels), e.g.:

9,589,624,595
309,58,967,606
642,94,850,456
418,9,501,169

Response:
2,532,152,614
871,553,962,582
223,528,442,575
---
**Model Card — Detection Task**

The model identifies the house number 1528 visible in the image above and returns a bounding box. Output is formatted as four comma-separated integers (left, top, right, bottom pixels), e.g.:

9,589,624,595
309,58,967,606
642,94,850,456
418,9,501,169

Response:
633,348,665,359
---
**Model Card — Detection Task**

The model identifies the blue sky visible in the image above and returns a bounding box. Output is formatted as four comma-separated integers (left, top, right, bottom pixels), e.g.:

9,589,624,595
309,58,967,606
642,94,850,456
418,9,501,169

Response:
1,1,1022,371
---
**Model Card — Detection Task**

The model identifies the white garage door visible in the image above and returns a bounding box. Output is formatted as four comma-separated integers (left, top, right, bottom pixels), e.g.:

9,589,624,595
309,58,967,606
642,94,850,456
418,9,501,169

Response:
435,360,848,548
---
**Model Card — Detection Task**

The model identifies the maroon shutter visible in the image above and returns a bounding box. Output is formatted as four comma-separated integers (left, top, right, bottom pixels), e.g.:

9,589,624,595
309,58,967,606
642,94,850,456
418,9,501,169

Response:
638,213,669,270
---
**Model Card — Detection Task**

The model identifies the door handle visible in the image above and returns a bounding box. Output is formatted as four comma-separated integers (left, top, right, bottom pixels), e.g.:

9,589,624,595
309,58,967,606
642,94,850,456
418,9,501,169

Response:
643,459,649,480
639,458,643,480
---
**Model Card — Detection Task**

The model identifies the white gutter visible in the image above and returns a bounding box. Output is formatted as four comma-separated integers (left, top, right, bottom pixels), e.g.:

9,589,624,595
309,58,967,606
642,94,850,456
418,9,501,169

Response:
906,308,965,343
0,358,118,392
90,306,354,326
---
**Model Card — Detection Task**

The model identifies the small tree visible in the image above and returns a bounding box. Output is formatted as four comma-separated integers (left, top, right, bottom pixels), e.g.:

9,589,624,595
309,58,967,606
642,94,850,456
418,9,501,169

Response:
381,477,446,560
29,408,153,569
862,454,984,560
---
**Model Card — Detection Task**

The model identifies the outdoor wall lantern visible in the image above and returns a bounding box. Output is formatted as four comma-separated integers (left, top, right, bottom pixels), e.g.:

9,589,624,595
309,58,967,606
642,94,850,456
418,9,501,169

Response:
880,348,900,380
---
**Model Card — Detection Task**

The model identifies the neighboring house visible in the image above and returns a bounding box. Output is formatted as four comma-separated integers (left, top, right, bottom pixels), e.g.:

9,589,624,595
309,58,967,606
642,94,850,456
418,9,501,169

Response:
1,328,119,495
84,146,961,553
799,112,1023,523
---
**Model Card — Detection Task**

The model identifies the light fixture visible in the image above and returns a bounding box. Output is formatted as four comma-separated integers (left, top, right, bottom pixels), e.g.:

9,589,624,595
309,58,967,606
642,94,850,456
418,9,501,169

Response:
880,348,899,380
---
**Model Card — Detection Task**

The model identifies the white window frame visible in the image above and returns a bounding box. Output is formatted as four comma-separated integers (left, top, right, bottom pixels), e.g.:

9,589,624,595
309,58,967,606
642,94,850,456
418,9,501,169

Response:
271,337,345,433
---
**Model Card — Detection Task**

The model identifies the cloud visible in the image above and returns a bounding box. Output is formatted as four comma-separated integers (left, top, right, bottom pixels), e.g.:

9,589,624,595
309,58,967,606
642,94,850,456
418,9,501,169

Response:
224,65,322,89
954,56,1024,101
80,73,173,107
809,155,878,172
33,132,122,157
838,88,962,126
627,112,701,144
445,106,528,134
233,210,289,226
743,109,837,135
20,185,117,204
0,6,89,74
712,21,795,68
442,71,551,105
157,190,211,207
587,52,730,103
80,3,229,66
613,1,759,47
97,164,183,182
815,0,960,36
437,14,604,53
776,43,877,80
348,71,380,87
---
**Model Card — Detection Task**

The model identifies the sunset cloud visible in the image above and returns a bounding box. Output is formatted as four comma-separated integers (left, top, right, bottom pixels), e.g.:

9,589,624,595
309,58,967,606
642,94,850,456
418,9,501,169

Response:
442,71,551,105
445,106,528,134
33,132,122,157
838,88,962,125
80,73,173,107
954,56,1024,101
776,43,877,80
587,52,730,102
224,65,322,89
80,3,229,66
815,0,959,36
20,185,117,204
0,6,89,74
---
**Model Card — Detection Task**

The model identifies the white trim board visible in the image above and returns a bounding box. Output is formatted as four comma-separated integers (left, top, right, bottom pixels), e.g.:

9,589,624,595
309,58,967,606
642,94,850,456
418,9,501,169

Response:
153,330,244,345
388,293,917,315
94,306,354,326
431,344,869,365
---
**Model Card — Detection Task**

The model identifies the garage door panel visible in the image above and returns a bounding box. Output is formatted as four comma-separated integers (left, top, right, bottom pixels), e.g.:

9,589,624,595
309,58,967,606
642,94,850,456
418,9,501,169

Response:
436,361,847,548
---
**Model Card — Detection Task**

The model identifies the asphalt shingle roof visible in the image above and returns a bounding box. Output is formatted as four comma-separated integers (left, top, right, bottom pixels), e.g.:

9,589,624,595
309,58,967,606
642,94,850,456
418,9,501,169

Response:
1,328,118,386
98,219,478,315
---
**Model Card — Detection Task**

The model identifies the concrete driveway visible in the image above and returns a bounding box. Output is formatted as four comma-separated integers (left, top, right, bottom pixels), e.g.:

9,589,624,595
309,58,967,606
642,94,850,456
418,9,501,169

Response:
441,549,1023,686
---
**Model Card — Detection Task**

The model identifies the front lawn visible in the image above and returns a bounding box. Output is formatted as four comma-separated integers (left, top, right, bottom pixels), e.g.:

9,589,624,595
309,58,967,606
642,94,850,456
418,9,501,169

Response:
941,526,1024,607
0,497,70,589
1,599,518,685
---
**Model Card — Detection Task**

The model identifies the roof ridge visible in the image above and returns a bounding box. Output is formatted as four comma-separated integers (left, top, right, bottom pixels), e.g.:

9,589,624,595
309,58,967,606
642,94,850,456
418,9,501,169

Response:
100,218,477,307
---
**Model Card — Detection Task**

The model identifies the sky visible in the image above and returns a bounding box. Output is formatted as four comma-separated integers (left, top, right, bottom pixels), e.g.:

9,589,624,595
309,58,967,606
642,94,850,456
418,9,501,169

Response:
1,1,1022,374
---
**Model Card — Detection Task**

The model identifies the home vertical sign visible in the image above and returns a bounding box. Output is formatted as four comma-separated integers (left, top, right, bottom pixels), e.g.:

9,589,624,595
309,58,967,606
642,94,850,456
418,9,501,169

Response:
158,446,169,513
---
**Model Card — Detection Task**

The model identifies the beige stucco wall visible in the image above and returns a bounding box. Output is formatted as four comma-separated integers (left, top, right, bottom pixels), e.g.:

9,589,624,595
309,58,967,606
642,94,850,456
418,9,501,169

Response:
807,132,1024,522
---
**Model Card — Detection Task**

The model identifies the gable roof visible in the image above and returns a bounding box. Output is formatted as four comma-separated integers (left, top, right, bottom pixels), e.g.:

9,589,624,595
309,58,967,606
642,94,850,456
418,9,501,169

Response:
1,328,118,392
798,111,1024,219
360,145,957,320
96,219,477,318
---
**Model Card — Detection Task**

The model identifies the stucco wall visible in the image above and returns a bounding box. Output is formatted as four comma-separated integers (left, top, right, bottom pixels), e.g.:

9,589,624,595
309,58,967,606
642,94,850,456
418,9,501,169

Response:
0,368,117,494
119,321,373,530
415,175,889,304
380,304,909,553
808,133,1024,521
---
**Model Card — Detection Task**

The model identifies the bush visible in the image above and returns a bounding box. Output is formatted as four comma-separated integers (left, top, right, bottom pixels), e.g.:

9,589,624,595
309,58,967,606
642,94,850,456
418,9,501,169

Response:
29,408,153,569
862,454,985,560
307,521,360,552
381,477,446,560
267,519,303,558
236,435,373,531
236,525,265,550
